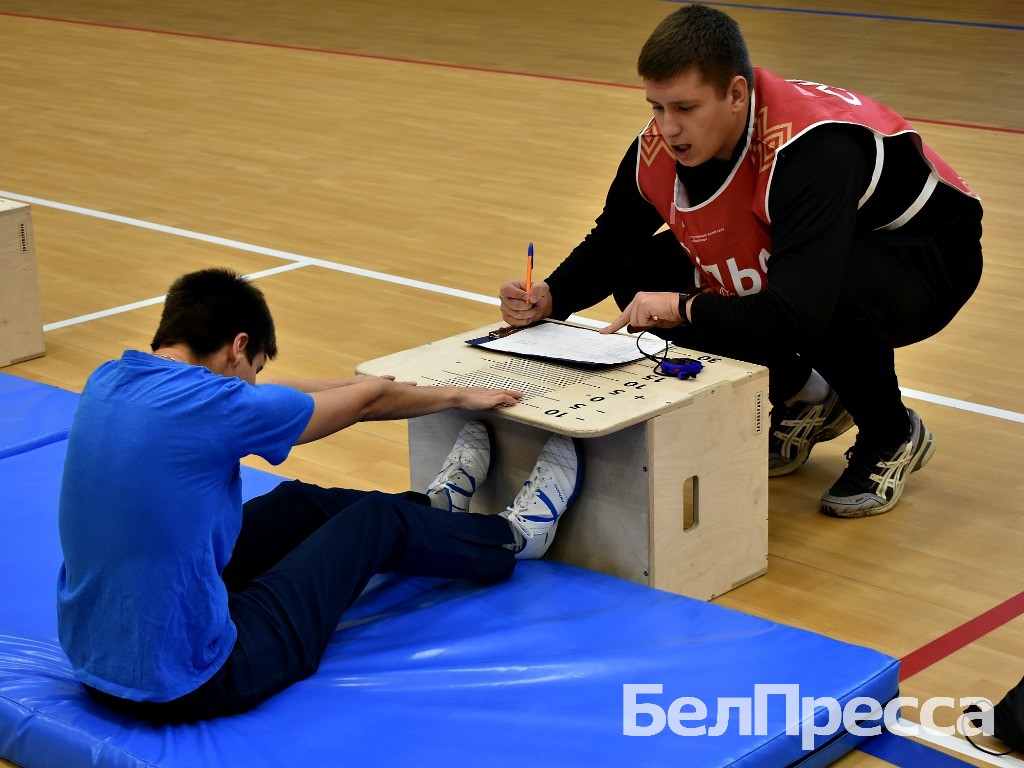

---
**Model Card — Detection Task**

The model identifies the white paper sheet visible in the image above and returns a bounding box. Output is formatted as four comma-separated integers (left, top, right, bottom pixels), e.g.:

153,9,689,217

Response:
471,322,666,366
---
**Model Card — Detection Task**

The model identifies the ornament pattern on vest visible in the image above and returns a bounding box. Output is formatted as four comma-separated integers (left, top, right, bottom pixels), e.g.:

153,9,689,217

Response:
750,107,793,174
640,130,672,167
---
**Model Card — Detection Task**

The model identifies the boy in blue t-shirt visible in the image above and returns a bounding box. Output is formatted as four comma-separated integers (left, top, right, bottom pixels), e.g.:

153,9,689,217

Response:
57,268,583,721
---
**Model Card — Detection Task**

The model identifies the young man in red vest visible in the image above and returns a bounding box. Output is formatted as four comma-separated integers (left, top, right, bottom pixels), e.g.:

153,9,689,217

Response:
499,4,982,518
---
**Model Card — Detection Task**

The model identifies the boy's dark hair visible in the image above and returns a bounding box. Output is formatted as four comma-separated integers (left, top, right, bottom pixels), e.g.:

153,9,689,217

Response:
637,4,754,96
151,268,278,362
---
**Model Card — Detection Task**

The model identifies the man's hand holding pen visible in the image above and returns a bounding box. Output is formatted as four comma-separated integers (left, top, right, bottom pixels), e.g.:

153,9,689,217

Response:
499,279,553,327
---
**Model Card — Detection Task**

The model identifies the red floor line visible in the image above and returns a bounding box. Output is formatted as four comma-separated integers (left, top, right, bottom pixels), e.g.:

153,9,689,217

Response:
0,11,632,90
5,11,1024,136
899,590,1024,681
908,116,1024,134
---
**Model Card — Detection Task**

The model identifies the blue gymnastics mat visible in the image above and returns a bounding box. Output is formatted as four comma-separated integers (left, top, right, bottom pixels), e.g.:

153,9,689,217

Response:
0,373,79,459
0,373,899,767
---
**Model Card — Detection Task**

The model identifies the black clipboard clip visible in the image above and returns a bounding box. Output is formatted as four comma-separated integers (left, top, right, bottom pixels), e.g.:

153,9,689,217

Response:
488,325,524,339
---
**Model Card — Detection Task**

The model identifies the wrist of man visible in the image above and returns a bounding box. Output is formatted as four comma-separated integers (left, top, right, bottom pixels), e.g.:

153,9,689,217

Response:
677,290,699,326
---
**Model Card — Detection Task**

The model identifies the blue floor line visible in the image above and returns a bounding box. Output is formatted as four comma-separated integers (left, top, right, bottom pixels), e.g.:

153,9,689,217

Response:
662,2,1024,32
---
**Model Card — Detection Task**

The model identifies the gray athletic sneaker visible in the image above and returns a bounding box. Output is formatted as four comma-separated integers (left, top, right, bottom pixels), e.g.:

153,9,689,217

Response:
425,421,492,513
768,388,855,477
820,409,935,518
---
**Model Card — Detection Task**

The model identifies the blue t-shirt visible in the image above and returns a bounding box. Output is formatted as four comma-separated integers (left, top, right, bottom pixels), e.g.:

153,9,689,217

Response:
56,351,314,702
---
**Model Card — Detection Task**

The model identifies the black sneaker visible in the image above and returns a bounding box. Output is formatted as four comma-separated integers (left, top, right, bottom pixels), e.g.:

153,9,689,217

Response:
768,388,855,477
820,409,935,518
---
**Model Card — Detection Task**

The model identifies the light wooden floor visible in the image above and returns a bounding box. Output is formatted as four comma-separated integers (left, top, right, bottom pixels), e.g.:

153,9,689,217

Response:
1,2,1022,766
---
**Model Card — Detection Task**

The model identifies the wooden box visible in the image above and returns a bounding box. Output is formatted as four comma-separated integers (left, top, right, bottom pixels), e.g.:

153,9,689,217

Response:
358,324,768,600
0,200,45,367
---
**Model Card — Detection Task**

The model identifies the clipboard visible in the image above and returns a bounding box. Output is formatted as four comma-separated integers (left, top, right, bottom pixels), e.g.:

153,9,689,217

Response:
466,320,665,369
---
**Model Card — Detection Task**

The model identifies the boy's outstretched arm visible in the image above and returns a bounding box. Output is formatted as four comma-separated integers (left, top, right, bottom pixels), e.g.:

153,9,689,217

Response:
294,378,522,445
261,374,382,393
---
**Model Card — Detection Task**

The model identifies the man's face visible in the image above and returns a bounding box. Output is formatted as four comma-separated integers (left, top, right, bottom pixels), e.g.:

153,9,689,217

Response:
644,69,748,166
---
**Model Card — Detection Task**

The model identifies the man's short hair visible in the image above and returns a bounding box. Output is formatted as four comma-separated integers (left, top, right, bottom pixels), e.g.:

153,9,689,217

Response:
151,268,278,361
637,4,754,95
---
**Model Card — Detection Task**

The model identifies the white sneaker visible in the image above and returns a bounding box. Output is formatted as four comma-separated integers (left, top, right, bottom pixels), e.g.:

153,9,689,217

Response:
425,421,492,513
500,434,583,560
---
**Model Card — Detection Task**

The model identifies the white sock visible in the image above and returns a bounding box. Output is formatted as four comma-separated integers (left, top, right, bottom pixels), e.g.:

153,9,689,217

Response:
785,369,830,407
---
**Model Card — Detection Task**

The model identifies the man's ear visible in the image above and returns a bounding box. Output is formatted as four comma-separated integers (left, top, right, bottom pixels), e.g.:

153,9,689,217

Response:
728,74,749,112
231,332,250,368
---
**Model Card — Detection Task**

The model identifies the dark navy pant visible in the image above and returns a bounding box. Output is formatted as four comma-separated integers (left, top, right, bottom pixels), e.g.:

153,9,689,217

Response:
87,480,516,721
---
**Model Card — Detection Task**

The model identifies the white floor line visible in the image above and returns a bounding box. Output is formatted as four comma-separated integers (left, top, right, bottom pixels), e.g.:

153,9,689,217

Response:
2,190,501,308
42,262,310,331
8,189,1024,425
43,294,167,332
900,387,1024,425
892,718,1024,767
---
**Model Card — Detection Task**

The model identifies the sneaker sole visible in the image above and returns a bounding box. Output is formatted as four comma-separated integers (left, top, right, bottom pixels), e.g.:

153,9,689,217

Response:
768,410,855,478
821,490,902,518
818,410,856,444
565,438,585,510
909,425,935,474
426,422,494,512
